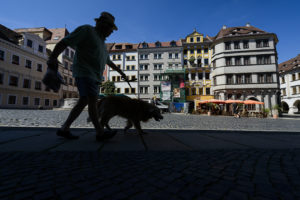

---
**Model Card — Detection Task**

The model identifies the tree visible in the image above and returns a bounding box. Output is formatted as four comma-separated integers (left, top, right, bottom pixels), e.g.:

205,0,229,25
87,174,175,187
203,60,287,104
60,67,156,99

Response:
101,80,116,96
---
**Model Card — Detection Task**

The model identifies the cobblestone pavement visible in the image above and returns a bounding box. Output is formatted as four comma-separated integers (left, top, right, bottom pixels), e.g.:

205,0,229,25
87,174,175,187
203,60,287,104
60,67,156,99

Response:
1,150,300,200
1,110,300,199
0,109,300,131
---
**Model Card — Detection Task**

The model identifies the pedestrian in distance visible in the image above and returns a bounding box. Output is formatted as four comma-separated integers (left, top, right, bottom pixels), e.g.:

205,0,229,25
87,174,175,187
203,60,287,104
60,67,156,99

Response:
46,12,128,141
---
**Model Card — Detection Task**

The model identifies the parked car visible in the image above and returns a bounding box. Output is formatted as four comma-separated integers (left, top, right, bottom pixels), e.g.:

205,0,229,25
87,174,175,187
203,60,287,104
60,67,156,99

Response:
148,99,169,113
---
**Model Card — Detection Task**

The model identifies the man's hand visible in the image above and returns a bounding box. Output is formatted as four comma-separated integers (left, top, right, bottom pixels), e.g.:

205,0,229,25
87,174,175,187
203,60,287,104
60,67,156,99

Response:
121,73,128,81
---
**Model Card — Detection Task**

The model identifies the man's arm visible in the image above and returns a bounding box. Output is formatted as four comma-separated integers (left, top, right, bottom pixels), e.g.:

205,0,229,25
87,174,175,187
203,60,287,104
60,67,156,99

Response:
107,59,127,80
47,40,68,71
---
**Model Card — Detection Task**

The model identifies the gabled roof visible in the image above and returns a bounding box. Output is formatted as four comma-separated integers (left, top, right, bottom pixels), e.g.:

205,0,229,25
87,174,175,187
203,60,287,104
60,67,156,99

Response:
0,24,22,45
110,43,138,52
14,27,52,41
137,40,182,49
214,24,269,40
279,54,300,73
185,29,203,38
47,28,69,44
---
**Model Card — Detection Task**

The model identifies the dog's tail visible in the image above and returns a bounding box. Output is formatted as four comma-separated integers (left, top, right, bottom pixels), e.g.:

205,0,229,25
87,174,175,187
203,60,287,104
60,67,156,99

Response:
86,98,105,123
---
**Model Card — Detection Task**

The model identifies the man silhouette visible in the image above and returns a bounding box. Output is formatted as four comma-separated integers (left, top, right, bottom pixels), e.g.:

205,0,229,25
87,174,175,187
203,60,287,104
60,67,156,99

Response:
47,12,127,141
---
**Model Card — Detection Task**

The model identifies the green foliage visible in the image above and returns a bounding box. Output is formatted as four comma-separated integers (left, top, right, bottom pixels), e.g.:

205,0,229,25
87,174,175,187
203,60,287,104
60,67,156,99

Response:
101,81,116,96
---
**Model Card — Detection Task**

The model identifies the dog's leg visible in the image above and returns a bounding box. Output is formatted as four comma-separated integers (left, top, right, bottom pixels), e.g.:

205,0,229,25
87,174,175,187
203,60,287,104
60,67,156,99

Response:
124,120,133,134
100,114,113,131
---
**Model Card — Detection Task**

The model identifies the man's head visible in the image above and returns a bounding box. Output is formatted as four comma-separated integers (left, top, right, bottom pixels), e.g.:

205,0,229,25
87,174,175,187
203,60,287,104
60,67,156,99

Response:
95,12,118,38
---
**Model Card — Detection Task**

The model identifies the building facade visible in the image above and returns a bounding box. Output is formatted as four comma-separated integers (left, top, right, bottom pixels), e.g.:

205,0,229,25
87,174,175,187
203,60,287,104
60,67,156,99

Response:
279,54,300,114
137,40,182,101
182,29,214,102
211,23,280,112
107,43,138,99
0,25,60,109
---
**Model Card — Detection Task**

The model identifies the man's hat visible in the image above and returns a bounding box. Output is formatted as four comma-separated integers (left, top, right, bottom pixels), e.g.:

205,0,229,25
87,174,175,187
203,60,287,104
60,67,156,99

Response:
95,12,118,30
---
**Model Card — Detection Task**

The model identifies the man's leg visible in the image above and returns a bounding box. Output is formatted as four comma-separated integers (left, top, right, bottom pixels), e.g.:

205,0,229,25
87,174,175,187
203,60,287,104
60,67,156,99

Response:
57,97,88,139
87,96,117,141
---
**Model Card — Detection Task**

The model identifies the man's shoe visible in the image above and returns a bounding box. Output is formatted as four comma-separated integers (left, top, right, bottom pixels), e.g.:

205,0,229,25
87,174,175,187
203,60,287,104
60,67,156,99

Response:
96,130,117,142
56,129,79,139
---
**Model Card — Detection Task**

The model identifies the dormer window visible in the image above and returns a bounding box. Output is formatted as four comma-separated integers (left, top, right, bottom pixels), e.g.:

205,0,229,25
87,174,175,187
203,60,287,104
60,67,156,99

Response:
115,45,122,49
170,40,177,47
125,45,132,49
38,45,44,53
27,39,33,48
155,41,161,48
142,42,148,48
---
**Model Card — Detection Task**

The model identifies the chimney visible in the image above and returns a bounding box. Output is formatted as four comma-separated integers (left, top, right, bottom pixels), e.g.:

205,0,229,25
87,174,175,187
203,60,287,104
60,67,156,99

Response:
246,23,251,27
222,25,227,30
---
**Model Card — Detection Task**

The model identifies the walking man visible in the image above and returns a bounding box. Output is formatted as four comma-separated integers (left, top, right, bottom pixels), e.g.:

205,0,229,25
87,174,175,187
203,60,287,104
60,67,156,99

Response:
47,12,127,141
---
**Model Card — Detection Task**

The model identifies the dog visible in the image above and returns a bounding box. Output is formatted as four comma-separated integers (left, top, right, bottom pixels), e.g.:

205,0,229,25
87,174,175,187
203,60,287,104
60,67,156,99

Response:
88,96,163,135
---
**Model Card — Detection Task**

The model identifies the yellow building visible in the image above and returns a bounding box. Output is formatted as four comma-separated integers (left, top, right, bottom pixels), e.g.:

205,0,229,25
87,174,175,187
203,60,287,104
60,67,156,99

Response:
183,29,214,101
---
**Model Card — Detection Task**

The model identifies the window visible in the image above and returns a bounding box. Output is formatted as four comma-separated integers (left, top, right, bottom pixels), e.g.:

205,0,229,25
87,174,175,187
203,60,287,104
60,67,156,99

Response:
281,76,285,83
236,75,243,84
226,75,233,84
34,98,40,106
145,54,148,59
175,53,178,59
35,81,42,90
190,38,194,43
256,40,262,48
126,56,130,61
12,55,19,65
131,75,136,81
169,53,172,59
125,88,129,94
204,59,209,65
131,88,136,94
197,49,201,54
263,40,269,47
282,89,286,96
154,54,158,59
27,39,33,48
131,66,135,70
38,45,44,53
213,77,217,86
65,48,69,57
155,42,161,47
245,74,252,84
206,88,210,95
9,76,18,86
23,79,31,88
266,73,273,83
204,48,208,53
8,95,17,105
243,40,249,49
197,37,200,42
226,57,232,66
132,56,135,60
225,42,231,50
22,97,29,105
37,64,43,72
234,41,240,49
292,74,296,81
126,65,130,70
244,56,250,65
0,73,3,84
142,42,148,48
118,55,121,60
170,41,177,47
154,74,160,81
205,73,210,79
190,49,194,54
192,88,196,95
45,99,50,106
112,55,116,60
0,49,4,60
154,86,160,94
70,51,74,59
257,55,271,65
69,78,73,85
292,87,297,95
235,57,241,65
184,50,187,54
25,59,32,69
115,45,122,49
258,74,265,83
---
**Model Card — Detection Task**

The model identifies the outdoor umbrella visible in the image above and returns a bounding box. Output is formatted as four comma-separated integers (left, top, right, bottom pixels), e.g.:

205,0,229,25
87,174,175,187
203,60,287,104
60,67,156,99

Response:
225,99,244,104
207,99,225,104
243,100,264,105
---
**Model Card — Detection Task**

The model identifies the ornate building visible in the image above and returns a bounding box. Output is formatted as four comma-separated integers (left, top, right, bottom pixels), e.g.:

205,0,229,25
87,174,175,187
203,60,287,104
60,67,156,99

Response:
211,23,280,112
279,54,300,114
182,29,214,102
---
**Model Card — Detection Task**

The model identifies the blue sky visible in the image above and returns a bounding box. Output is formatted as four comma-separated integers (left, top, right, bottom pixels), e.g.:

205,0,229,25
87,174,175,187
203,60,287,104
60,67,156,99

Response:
1,0,299,63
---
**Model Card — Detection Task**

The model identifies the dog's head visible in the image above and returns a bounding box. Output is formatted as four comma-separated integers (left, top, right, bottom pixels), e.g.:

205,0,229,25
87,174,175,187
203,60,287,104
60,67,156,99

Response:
148,105,163,121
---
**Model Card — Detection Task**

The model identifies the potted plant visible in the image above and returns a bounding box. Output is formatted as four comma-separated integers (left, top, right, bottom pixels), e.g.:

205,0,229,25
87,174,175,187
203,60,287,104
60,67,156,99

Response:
272,104,282,119
262,108,270,118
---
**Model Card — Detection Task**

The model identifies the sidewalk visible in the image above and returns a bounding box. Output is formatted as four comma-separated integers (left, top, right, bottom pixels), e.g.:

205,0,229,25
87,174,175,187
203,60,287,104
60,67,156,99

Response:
1,127,300,199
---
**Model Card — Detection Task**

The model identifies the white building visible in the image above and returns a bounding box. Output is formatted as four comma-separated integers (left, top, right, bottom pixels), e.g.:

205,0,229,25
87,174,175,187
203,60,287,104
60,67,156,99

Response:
211,23,280,113
279,54,300,114
107,43,138,98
